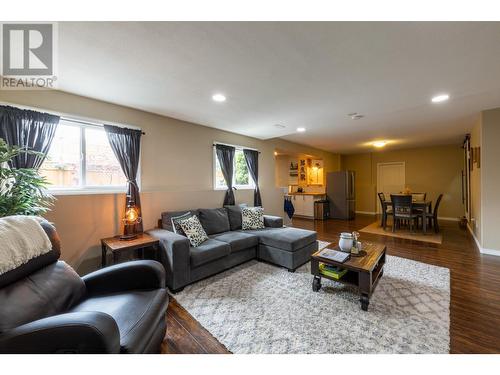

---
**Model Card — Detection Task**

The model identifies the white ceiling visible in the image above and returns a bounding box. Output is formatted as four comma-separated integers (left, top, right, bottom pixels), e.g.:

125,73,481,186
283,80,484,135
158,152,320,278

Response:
57,22,500,153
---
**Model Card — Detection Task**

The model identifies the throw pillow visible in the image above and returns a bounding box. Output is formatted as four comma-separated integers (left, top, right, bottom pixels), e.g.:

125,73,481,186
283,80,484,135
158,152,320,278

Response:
179,215,209,247
224,203,248,230
171,212,193,236
241,207,265,230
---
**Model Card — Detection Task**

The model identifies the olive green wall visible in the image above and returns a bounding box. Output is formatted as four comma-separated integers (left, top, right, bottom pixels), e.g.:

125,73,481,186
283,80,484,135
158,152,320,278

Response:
341,145,464,219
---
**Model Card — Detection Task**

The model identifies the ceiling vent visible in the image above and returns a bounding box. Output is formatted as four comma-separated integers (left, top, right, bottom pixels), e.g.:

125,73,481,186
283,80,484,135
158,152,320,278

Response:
348,113,364,120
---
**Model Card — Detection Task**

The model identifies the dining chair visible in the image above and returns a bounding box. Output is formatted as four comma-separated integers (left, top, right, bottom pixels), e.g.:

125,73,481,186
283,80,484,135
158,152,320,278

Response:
412,192,427,202
377,192,392,230
411,192,427,228
390,194,419,233
422,194,443,233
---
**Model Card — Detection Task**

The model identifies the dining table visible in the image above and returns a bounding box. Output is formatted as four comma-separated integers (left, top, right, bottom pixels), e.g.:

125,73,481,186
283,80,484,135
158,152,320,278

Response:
383,198,433,233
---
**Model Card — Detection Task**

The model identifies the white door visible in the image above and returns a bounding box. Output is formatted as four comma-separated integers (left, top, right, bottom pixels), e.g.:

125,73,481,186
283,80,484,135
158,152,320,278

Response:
376,162,406,213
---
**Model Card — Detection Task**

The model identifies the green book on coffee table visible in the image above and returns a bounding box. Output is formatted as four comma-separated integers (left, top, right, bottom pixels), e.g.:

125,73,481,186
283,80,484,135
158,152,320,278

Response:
319,263,348,280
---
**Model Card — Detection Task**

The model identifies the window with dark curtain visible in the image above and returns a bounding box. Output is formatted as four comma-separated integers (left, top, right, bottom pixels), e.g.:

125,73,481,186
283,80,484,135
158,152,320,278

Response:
0,105,60,169
215,144,236,205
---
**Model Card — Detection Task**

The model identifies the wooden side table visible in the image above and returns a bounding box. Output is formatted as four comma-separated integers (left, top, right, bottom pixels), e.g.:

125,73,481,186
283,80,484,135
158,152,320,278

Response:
101,233,160,268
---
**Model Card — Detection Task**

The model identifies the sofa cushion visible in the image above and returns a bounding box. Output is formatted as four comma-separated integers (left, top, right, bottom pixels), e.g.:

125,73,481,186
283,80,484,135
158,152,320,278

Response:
179,215,209,247
241,207,265,230
161,210,199,232
189,239,231,267
170,212,194,236
71,288,168,353
224,204,247,231
198,208,230,235
243,227,317,252
209,231,259,253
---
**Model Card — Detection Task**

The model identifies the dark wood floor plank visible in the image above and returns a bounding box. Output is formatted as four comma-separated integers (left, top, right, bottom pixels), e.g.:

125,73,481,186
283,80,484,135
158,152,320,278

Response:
163,309,209,354
161,215,500,354
167,299,230,354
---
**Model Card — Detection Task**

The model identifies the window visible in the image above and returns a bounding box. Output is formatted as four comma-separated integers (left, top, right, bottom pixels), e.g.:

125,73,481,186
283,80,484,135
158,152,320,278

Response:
40,119,129,193
214,145,255,190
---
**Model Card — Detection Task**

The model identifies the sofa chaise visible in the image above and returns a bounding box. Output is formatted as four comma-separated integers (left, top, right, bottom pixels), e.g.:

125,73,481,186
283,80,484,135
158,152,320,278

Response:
148,206,317,292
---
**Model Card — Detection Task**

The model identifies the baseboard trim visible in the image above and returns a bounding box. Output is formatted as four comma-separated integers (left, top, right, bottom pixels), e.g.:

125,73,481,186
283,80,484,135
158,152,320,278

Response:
437,216,459,222
467,223,500,257
355,211,377,215
480,248,500,256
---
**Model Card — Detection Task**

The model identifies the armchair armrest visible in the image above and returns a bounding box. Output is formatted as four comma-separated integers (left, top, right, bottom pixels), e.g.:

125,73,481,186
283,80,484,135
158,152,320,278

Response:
264,215,284,228
83,260,165,295
0,312,120,354
147,228,190,291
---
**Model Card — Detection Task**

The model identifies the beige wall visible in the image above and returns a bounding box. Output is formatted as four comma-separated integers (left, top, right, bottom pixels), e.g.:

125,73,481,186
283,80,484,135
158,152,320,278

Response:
480,108,500,251
341,145,464,218
0,90,340,272
275,155,290,188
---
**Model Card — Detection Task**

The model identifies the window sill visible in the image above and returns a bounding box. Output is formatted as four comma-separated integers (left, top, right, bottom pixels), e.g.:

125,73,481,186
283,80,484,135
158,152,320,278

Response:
47,188,127,196
214,187,255,191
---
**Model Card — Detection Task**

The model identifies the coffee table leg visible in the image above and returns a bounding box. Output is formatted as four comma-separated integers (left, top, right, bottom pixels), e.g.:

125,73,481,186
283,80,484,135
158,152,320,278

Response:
312,276,322,292
359,271,372,311
101,243,107,268
361,294,370,311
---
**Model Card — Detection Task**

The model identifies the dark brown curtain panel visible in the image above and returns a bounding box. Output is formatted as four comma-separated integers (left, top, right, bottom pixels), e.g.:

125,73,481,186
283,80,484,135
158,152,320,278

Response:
104,124,143,233
0,105,60,169
243,149,262,207
215,144,236,205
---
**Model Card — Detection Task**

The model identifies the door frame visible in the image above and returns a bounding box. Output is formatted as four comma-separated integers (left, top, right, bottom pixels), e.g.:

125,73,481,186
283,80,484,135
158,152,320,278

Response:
376,162,406,214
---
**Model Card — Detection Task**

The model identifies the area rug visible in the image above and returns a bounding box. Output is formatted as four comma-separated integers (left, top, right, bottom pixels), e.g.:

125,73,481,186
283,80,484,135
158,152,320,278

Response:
174,243,450,354
360,220,443,244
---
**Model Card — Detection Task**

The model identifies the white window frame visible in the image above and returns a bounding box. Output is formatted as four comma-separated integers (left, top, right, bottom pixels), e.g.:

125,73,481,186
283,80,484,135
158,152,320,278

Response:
0,101,142,196
213,142,256,191
43,119,141,196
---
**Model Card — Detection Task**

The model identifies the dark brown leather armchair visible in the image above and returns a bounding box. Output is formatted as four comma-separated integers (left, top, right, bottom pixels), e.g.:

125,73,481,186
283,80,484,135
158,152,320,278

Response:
0,221,168,354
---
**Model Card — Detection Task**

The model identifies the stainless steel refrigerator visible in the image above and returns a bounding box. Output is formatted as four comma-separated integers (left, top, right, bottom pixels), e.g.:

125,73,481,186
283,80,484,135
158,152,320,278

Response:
327,171,355,220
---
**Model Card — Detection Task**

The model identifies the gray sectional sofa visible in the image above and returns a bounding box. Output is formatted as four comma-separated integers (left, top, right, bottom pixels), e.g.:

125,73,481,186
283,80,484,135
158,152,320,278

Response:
147,206,317,292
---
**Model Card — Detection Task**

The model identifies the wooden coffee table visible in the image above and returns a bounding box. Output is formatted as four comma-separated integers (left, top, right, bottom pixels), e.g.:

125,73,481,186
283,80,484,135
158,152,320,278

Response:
311,242,386,311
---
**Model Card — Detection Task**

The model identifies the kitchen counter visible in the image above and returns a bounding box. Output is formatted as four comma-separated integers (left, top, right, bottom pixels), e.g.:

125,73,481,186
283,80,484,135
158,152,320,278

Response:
289,192,326,196
287,193,327,218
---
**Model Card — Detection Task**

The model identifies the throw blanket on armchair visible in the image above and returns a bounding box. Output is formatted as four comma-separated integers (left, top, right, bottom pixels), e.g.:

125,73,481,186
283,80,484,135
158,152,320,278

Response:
0,215,52,275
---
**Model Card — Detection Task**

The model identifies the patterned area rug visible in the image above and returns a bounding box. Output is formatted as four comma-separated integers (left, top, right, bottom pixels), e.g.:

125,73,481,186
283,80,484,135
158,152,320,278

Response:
175,242,450,354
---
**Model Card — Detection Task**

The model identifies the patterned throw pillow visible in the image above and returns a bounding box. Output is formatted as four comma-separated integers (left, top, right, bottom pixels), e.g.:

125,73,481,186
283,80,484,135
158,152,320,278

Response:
179,215,209,247
171,212,193,236
241,207,265,230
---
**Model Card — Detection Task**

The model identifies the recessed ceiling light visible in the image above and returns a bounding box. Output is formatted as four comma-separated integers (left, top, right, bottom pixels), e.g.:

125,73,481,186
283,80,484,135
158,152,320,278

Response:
373,141,387,148
296,127,306,133
212,93,226,102
431,94,450,103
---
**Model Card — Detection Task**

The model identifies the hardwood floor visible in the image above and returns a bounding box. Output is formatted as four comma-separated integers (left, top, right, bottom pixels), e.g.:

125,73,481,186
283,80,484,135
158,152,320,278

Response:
161,215,500,354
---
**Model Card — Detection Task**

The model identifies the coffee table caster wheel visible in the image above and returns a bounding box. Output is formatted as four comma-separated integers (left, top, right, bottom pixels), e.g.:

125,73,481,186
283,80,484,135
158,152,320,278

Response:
312,276,321,292
360,294,369,311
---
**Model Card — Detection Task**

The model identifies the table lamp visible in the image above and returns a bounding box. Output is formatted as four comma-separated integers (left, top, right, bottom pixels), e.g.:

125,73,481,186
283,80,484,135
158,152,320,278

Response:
120,196,142,240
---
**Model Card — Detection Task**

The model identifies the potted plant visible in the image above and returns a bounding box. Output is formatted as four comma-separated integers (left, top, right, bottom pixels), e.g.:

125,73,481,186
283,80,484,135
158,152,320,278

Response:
0,137,54,217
